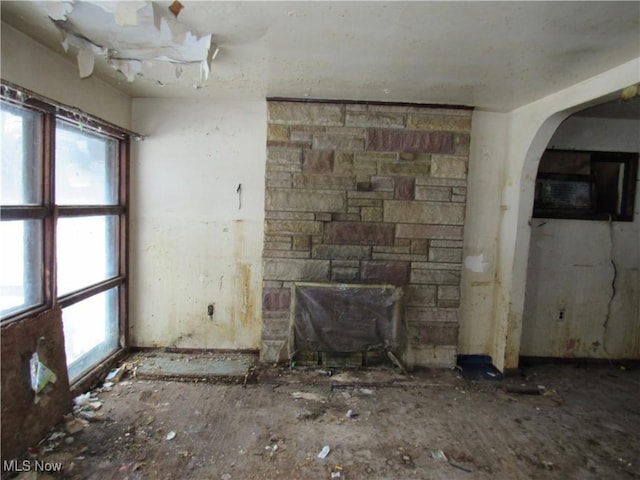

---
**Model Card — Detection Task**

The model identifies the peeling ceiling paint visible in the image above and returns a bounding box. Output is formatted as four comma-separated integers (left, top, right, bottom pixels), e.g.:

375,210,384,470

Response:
47,1,216,85
1,1,639,110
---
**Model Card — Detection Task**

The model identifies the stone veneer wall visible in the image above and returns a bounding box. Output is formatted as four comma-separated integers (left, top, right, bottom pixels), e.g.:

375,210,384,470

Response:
261,100,472,367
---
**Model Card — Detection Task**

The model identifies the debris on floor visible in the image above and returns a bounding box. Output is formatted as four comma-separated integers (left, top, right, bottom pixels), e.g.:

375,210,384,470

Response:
6,357,639,480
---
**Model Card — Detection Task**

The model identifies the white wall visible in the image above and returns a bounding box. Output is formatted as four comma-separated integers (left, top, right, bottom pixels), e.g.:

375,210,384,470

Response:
1,22,131,129
521,116,640,358
459,58,640,369
458,111,506,355
130,99,266,350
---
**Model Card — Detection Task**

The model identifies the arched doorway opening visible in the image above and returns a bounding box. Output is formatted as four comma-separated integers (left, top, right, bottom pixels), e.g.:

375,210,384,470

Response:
520,94,640,361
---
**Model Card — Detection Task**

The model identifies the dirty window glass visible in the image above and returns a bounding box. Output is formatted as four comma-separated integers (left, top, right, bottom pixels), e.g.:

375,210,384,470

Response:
55,121,118,205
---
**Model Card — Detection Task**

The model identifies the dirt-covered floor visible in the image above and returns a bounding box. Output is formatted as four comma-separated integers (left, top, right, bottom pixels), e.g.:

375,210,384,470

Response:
6,356,640,480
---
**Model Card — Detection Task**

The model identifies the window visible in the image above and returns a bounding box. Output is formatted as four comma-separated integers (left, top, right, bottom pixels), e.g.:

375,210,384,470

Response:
533,149,638,221
0,103,44,316
1,82,130,383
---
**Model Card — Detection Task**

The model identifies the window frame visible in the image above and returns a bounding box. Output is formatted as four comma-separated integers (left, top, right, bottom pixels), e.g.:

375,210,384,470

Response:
533,148,638,222
1,82,131,371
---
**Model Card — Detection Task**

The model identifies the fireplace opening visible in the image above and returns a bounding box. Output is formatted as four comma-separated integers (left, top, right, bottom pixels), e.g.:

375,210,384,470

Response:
289,283,405,368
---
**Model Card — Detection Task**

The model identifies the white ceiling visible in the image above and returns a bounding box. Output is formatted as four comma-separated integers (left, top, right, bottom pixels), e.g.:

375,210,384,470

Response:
1,1,639,112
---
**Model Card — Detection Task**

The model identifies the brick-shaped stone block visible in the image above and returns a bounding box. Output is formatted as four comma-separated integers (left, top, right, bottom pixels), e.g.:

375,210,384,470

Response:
405,285,437,306
263,250,310,259
324,222,395,246
429,247,463,263
290,126,326,141
366,129,454,154
265,219,323,236
430,156,467,179
293,175,355,190
331,267,360,282
268,102,344,126
378,159,431,176
266,189,345,212
303,150,334,174
267,124,289,141
360,260,410,285
394,177,415,200
410,345,457,367
396,223,464,240
454,133,471,155
292,235,312,250
407,114,472,132
260,339,289,363
431,240,463,248
405,307,459,323
264,239,292,250
437,285,460,308
312,244,371,260
265,211,316,220
410,239,428,255
266,171,293,188
410,268,461,285
262,288,291,312
267,147,302,164
361,207,383,222
263,258,330,282
410,322,459,346
332,212,361,222
384,201,465,225
354,152,399,163
371,176,395,191
313,135,365,151
346,111,406,128
261,316,290,341
415,186,451,202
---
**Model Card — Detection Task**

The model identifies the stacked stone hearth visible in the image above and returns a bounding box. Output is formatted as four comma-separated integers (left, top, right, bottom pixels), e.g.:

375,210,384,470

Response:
261,100,472,367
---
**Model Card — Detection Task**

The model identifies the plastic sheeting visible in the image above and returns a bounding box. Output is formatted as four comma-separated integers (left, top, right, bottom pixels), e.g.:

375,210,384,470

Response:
291,283,402,354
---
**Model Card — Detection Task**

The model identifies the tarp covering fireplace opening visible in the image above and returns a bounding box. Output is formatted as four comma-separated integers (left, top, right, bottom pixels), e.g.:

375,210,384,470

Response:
290,283,404,367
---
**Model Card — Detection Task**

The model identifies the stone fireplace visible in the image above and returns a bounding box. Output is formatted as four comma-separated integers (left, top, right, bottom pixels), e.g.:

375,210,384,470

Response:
261,100,471,368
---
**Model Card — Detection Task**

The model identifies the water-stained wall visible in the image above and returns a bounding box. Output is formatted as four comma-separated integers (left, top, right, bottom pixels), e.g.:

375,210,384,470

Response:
130,99,266,350
521,115,640,358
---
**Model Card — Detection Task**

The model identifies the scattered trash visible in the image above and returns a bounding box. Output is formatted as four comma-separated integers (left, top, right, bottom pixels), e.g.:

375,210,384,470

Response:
65,418,88,434
30,352,57,397
265,444,279,457
401,454,412,463
318,445,331,459
105,366,126,384
74,393,95,406
358,388,374,395
450,462,473,473
542,460,554,469
431,449,448,462
431,449,472,473
386,350,407,374
346,409,358,418
330,472,341,478
165,431,176,440
456,354,504,380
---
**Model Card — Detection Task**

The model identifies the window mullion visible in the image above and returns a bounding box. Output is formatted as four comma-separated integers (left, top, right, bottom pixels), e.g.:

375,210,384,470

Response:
44,112,56,308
